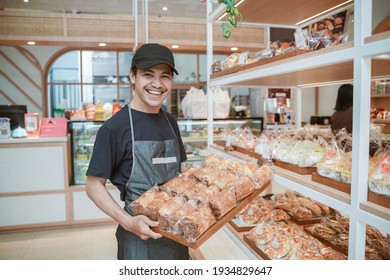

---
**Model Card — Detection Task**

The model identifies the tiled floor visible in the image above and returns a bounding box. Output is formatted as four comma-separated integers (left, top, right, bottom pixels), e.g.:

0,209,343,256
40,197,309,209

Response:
0,224,118,260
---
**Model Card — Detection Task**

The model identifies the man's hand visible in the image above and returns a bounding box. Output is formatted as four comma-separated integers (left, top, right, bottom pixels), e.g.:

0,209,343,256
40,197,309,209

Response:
123,215,162,240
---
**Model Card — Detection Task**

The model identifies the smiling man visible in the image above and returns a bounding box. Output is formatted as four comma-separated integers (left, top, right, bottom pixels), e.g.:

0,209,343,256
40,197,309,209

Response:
85,43,189,260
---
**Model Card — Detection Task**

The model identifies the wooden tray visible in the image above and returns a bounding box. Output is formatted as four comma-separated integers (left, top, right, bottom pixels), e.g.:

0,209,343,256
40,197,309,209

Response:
210,50,310,80
303,225,348,255
311,172,351,194
368,190,390,209
152,181,270,249
312,173,390,208
213,140,262,160
229,218,257,232
287,211,332,225
273,159,316,175
210,64,246,79
242,234,271,260
243,49,311,71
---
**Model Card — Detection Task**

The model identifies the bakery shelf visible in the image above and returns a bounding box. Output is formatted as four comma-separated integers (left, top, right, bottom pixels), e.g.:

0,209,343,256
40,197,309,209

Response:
207,0,390,259
210,0,350,26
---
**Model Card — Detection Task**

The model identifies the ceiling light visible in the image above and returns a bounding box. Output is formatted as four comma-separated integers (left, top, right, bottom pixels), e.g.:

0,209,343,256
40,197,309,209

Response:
27,41,35,45
98,43,107,47
231,47,238,51
172,45,179,49
162,7,168,11
24,0,29,3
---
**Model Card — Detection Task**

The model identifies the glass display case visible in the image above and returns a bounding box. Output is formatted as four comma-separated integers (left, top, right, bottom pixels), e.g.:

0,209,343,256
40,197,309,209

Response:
69,121,103,185
69,118,262,184
178,118,263,163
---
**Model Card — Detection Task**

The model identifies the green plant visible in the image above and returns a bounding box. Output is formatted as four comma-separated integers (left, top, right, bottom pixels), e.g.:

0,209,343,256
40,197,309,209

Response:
219,0,242,39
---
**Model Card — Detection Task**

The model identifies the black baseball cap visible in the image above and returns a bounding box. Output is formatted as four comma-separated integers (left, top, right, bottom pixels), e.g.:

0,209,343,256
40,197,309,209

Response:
131,43,178,75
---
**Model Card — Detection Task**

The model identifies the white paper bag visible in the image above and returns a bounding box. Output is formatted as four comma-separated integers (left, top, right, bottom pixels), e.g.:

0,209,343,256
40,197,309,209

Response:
211,86,231,118
181,87,207,119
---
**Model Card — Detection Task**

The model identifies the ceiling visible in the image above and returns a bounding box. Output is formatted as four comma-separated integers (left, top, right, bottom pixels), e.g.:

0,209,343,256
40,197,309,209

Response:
0,0,209,19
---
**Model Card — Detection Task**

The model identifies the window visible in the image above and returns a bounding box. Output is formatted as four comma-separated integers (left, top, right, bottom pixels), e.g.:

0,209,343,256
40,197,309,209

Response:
47,50,132,117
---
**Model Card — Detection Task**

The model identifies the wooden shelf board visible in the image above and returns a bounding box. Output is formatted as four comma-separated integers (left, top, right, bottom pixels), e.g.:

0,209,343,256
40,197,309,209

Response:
214,0,349,26
360,201,390,221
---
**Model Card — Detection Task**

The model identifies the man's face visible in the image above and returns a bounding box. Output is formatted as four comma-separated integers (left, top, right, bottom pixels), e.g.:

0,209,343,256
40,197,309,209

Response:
130,64,173,113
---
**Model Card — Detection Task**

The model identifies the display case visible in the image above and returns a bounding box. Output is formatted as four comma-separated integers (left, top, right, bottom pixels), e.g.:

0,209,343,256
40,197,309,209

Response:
177,118,263,163
69,118,262,184
69,121,103,185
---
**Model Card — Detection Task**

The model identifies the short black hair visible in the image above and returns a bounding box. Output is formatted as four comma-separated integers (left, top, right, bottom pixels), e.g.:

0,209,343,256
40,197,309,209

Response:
334,84,353,111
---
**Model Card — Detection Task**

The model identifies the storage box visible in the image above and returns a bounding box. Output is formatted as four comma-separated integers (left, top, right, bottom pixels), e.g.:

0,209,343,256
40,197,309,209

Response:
39,118,68,137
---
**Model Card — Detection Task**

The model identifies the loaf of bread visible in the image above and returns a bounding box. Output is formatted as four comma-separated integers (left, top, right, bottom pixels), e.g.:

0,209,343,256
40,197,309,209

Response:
144,191,171,221
209,188,237,219
129,187,160,216
157,196,187,230
180,203,216,241
230,175,255,201
167,200,198,234
159,176,197,195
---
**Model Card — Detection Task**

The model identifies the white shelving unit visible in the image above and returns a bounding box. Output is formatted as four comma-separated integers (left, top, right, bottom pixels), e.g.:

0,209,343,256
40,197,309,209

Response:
206,0,390,260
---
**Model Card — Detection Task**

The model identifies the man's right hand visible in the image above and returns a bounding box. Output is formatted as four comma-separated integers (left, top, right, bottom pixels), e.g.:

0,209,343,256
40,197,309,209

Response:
124,215,162,240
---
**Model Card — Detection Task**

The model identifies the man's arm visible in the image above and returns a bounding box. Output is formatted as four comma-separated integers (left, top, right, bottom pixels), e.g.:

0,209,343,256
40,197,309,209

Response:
85,175,161,240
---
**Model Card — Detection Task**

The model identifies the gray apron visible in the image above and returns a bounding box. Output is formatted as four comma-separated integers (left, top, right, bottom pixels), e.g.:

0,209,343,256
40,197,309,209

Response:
115,106,189,260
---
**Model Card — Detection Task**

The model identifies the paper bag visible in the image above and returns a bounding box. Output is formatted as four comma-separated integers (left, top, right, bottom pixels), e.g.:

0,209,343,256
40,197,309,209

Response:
181,87,207,119
211,87,231,118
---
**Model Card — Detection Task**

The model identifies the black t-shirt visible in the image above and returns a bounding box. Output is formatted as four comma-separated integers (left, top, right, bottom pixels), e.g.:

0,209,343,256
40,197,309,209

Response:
86,105,187,194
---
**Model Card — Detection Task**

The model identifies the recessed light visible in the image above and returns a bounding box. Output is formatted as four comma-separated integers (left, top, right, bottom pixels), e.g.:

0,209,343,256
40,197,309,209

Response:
172,45,179,49
162,7,168,11
231,47,238,51
27,41,35,45
99,43,107,47
24,0,29,3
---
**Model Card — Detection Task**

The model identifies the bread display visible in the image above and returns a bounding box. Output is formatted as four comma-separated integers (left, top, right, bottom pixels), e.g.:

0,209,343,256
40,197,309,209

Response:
129,153,273,244
245,221,347,260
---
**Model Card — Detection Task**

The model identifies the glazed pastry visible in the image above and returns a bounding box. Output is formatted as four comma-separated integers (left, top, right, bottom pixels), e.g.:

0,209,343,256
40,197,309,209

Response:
264,235,292,259
316,201,331,216
365,246,383,260
301,201,323,217
321,217,346,234
274,199,293,211
290,206,313,219
246,223,274,246
239,203,262,224
270,209,289,222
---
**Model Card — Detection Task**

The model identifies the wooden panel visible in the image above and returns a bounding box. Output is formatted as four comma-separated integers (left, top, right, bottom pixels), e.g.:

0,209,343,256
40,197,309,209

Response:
149,17,266,52
67,18,135,38
0,193,67,227
0,16,63,36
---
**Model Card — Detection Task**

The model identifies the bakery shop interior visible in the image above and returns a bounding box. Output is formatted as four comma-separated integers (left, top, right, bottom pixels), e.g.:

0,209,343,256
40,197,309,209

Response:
0,0,389,260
